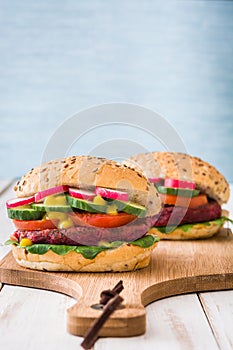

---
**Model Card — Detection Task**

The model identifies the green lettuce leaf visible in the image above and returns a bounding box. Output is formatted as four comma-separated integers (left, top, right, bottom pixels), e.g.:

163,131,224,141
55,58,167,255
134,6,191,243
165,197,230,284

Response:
154,216,233,234
131,234,159,248
4,239,17,246
74,246,109,259
26,244,51,255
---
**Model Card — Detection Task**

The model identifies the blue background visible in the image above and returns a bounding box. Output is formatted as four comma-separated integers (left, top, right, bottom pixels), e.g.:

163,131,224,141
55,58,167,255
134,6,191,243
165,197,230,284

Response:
0,0,232,181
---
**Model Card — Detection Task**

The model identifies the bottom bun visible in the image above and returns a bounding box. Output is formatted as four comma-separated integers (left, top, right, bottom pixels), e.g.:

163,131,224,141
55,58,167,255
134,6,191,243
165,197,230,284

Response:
149,221,223,240
12,241,158,272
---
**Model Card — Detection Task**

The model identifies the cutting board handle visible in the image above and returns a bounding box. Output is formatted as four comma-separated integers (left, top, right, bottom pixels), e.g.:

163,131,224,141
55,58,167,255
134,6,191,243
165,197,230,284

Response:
67,296,146,337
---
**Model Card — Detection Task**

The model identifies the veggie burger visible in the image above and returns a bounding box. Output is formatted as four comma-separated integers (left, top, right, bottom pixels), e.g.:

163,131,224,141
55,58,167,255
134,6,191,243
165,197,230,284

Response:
6,155,161,271
124,152,231,239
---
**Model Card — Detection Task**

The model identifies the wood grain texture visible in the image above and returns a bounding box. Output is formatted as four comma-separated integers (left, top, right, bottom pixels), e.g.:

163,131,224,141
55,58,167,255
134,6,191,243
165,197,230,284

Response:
0,228,232,338
199,291,233,350
95,294,220,350
0,285,81,350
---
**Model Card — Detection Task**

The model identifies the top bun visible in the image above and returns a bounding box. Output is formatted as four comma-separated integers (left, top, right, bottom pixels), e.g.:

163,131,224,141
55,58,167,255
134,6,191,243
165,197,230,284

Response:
124,152,229,205
14,155,161,216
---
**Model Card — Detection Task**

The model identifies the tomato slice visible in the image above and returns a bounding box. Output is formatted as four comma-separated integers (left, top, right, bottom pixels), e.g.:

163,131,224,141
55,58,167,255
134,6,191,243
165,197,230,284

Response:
13,219,58,231
13,212,137,230
69,212,136,228
160,193,208,208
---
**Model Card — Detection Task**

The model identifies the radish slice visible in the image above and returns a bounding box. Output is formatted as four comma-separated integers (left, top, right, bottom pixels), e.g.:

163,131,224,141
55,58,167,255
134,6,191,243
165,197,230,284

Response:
164,178,195,190
148,177,164,185
95,187,129,201
35,185,69,202
68,188,96,200
6,195,35,208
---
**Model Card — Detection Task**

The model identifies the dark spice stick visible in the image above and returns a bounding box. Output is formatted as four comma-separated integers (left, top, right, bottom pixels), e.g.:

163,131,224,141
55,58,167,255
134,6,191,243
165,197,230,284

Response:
99,280,124,305
81,294,123,350
112,280,124,294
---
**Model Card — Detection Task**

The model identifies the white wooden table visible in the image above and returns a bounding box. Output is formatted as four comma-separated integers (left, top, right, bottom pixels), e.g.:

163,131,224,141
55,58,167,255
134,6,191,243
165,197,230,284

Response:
0,180,232,350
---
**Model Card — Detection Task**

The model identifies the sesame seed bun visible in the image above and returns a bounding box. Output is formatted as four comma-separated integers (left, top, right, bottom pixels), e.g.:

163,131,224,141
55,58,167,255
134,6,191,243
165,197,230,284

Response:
124,152,229,204
14,155,161,217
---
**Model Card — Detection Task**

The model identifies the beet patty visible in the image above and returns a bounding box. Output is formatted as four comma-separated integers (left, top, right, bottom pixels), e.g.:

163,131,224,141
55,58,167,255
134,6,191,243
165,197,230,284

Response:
13,216,155,246
152,199,221,227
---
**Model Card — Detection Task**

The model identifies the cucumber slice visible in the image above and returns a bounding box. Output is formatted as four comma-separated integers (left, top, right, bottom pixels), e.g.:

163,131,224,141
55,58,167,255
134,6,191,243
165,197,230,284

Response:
32,203,72,212
157,186,200,197
7,207,45,221
66,195,107,213
114,200,147,217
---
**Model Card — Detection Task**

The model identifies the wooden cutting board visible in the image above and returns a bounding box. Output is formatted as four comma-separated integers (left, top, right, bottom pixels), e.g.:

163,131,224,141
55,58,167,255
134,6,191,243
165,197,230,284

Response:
0,228,232,338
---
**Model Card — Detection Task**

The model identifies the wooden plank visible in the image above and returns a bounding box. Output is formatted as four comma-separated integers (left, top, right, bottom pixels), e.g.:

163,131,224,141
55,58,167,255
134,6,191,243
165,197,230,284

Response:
0,285,222,350
199,291,233,350
95,294,219,350
0,285,82,350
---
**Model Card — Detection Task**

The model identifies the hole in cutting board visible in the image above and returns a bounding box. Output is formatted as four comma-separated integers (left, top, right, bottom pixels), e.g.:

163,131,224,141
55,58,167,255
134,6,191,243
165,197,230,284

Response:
91,303,125,310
